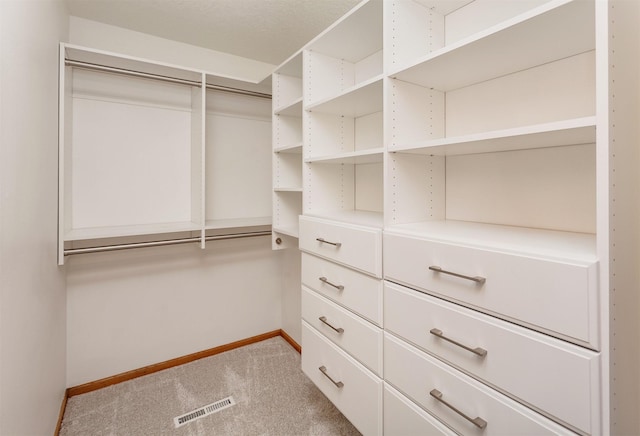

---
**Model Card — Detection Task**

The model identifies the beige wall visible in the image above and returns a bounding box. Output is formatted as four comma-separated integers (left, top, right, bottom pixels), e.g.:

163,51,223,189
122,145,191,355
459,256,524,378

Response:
0,0,69,434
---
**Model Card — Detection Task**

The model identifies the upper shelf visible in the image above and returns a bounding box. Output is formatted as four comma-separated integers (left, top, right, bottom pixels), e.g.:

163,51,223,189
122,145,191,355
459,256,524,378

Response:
391,116,596,156
274,97,303,117
305,75,383,117
389,0,594,91
305,148,384,165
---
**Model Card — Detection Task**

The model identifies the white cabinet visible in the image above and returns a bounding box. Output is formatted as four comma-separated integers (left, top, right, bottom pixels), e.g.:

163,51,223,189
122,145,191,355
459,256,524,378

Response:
59,44,272,264
274,0,638,433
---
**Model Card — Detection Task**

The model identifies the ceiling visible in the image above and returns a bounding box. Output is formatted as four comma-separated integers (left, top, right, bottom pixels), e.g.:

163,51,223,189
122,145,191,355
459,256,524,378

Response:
65,0,362,66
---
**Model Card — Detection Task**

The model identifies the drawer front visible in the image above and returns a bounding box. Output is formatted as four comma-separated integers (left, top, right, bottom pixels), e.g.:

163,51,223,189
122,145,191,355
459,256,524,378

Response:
384,232,598,347
384,384,456,436
384,333,575,436
300,216,382,277
302,287,383,376
302,252,383,325
302,322,383,436
385,281,599,434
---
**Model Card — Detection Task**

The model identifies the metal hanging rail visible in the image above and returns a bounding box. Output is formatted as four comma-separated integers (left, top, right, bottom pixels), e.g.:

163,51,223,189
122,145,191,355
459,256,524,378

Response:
65,59,272,99
63,230,272,256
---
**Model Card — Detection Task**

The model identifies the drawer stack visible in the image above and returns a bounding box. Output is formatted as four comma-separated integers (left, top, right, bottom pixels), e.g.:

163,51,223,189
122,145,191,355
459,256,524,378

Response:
299,216,383,435
383,229,600,435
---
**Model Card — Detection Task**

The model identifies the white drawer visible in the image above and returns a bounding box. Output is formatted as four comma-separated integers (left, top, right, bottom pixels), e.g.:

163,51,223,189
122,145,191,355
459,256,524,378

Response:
385,281,599,434
384,333,575,436
302,287,383,376
299,216,382,277
302,322,383,436
383,232,598,347
384,384,456,436
302,252,383,325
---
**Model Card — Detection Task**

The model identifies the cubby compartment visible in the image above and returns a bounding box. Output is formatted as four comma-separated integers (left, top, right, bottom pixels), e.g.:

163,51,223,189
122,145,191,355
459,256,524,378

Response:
204,88,272,231
387,143,596,234
386,0,591,76
61,59,204,244
304,0,382,106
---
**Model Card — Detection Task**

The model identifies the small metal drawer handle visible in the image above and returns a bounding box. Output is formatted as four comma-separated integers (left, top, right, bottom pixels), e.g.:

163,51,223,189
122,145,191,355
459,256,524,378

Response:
429,265,486,284
316,237,342,248
430,389,487,429
430,328,487,357
319,316,344,334
319,366,344,388
319,276,344,291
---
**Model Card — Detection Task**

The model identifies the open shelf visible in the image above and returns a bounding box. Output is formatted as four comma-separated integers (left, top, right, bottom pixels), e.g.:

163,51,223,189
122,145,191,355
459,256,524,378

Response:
390,0,594,91
64,221,201,241
274,143,302,154
391,116,596,155
305,75,383,117
305,148,384,164
274,97,303,117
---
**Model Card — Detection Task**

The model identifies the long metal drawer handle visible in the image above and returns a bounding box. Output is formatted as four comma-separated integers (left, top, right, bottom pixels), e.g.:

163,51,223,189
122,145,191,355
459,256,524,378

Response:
316,237,342,248
319,316,344,334
430,328,487,357
319,276,344,291
319,366,344,388
429,266,486,284
430,389,487,429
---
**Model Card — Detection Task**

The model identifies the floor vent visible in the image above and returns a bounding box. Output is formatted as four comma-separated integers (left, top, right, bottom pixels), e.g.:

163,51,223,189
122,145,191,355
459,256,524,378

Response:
173,396,236,428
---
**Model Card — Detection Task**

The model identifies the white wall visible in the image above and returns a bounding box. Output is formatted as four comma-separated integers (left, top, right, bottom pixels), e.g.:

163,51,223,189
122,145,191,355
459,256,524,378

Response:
66,238,283,386
0,0,69,434
69,16,275,84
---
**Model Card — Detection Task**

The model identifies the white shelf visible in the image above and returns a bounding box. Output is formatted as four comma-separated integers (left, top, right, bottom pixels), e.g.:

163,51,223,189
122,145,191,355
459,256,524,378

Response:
274,187,303,193
305,210,383,229
204,216,271,230
386,220,596,264
273,225,299,238
305,148,384,164
305,75,383,117
274,143,302,154
391,117,596,155
64,221,201,241
390,0,594,91
274,97,303,117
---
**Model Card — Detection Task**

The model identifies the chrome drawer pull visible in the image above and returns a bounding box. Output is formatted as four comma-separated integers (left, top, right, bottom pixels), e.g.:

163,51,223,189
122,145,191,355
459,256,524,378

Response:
316,237,342,248
429,266,486,284
319,366,344,388
430,328,487,357
319,276,344,291
430,389,487,429
319,316,344,334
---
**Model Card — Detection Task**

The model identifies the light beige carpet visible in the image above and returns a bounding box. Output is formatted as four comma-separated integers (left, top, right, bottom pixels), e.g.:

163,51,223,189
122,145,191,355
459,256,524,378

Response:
60,336,361,435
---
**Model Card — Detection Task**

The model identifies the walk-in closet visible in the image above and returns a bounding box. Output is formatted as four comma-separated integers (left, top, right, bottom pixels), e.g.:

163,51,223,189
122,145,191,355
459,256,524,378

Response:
1,0,639,435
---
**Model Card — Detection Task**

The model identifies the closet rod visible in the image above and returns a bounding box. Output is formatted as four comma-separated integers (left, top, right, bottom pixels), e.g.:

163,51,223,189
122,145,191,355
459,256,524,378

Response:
64,60,272,99
63,230,272,256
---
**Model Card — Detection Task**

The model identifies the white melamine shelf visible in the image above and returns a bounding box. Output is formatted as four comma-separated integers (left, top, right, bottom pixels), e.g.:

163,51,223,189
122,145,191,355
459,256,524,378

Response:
305,148,384,164
390,0,594,91
391,117,596,155
305,75,383,117
273,225,299,238
413,0,474,15
65,221,201,241
305,210,384,229
274,187,303,193
274,143,303,154
274,97,303,117
386,220,597,264
204,216,272,230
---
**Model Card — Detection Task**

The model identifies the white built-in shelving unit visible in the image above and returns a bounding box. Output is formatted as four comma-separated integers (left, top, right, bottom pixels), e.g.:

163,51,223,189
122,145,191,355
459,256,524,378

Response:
272,52,304,248
282,0,640,434
59,43,272,264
